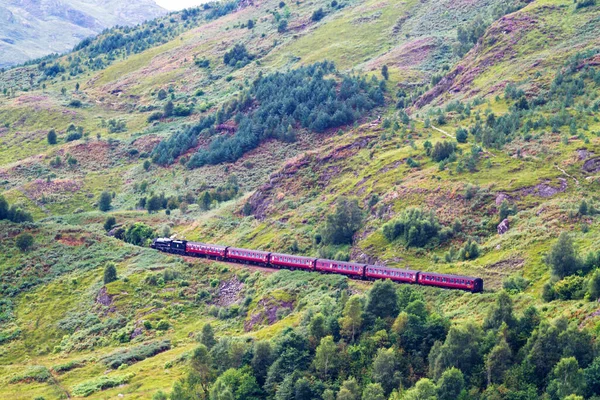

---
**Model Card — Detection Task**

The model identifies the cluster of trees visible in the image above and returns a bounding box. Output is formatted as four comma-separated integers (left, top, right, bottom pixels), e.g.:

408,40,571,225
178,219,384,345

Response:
0,195,33,223
156,281,600,400
113,223,155,246
199,177,240,211
182,62,383,168
543,232,600,302
223,44,255,68
383,208,451,248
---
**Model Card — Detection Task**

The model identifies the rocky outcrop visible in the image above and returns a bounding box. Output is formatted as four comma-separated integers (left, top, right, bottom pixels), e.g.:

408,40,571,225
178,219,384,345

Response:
497,219,510,235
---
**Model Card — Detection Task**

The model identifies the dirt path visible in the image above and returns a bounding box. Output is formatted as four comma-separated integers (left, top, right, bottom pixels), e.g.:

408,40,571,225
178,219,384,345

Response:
49,370,71,399
555,165,580,186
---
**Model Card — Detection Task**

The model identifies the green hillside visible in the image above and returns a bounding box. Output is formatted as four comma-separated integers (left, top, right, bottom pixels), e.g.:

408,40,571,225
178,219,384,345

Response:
1,0,600,398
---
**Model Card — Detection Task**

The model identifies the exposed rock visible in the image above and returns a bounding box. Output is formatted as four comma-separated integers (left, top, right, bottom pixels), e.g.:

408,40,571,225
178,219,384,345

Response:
96,287,113,306
130,327,143,339
583,157,600,173
577,149,594,160
497,218,510,235
516,178,567,198
244,297,294,332
495,193,511,205
212,277,244,307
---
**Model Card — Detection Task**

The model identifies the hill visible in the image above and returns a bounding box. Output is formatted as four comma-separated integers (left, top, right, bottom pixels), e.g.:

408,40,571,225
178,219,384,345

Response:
1,0,600,398
0,0,167,68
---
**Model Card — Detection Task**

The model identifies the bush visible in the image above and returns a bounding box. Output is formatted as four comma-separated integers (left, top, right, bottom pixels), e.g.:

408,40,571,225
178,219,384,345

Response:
383,208,447,248
16,233,34,252
104,263,117,284
554,276,586,300
576,0,596,9
458,240,480,260
72,374,134,397
10,366,51,383
503,275,530,293
456,128,468,143
148,112,163,122
431,141,457,162
98,191,112,212
156,320,170,331
101,340,171,369
223,43,254,68
68,99,82,108
47,129,57,145
312,8,325,21
122,223,155,246
52,360,85,374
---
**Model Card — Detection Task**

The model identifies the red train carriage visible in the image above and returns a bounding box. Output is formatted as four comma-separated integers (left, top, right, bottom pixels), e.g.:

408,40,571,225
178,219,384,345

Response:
270,253,316,271
315,259,365,278
186,242,228,259
365,265,419,283
226,247,270,264
418,272,484,293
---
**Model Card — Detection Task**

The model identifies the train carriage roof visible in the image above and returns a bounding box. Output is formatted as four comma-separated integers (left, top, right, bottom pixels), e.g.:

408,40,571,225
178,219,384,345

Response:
228,247,270,254
316,259,367,267
366,265,420,274
419,271,482,281
187,241,228,249
271,252,317,260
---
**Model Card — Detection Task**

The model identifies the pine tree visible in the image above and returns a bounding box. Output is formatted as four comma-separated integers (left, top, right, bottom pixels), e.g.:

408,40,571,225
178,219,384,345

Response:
103,262,117,284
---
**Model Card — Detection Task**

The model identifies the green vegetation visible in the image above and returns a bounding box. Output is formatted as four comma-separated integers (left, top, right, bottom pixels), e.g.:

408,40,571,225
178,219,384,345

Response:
101,340,171,369
103,262,117,284
15,233,34,252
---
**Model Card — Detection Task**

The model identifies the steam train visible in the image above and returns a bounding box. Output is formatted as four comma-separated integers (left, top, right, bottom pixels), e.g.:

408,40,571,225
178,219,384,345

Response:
151,238,484,293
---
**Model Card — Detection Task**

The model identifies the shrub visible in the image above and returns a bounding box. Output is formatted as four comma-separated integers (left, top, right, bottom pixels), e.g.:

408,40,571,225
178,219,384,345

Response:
456,128,468,143
431,141,457,162
223,44,254,68
503,275,530,293
195,58,210,68
68,99,82,108
52,360,85,374
72,374,134,397
383,208,447,248
101,341,171,369
554,276,586,300
312,8,325,21
458,240,480,260
9,366,51,383
47,129,57,145
104,216,116,231
576,0,596,9
98,191,112,212
16,233,34,252
148,112,163,122
104,263,117,284
156,320,170,331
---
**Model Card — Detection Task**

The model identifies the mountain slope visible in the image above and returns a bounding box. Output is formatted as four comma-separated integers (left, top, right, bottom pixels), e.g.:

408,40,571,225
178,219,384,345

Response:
0,0,167,68
1,0,600,398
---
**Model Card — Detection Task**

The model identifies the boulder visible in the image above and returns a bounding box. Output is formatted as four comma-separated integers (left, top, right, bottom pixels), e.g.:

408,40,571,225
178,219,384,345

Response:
497,218,510,235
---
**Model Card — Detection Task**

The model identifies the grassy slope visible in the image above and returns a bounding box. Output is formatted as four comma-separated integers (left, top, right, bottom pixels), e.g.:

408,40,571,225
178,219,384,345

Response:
1,0,600,398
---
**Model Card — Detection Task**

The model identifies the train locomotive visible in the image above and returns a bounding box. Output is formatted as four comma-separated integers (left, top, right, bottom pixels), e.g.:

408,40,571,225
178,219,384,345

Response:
151,238,484,293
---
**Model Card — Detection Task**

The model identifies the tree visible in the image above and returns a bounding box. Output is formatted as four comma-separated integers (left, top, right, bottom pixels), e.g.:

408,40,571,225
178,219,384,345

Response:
547,357,584,400
589,270,600,300
164,101,174,117
309,313,327,343
98,191,112,212
456,128,468,143
294,377,313,400
0,195,8,220
546,232,581,278
371,348,400,395
247,19,254,29
485,340,512,386
402,378,437,400
104,262,117,284
362,383,385,400
209,367,261,400
251,341,272,386
201,323,217,349
47,129,57,145
337,378,360,400
321,197,363,245
429,323,484,380
15,233,34,252
314,336,339,380
200,191,212,211
339,295,363,342
191,344,213,394
157,89,167,100
483,291,516,330
381,65,389,81
104,216,116,232
366,280,399,320
437,367,465,400
143,160,151,171
147,195,163,213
